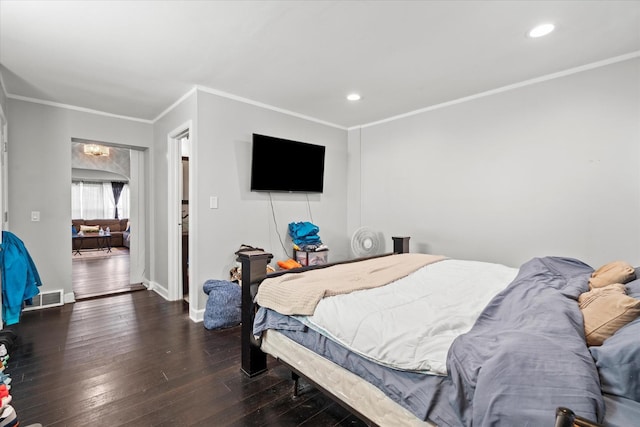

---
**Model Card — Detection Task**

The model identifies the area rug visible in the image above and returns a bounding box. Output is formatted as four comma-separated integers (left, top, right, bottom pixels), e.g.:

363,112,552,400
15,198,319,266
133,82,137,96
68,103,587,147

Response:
72,247,129,260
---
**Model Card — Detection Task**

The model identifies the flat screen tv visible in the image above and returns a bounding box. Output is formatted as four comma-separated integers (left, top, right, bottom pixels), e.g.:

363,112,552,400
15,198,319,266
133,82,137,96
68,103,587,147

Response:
251,133,325,193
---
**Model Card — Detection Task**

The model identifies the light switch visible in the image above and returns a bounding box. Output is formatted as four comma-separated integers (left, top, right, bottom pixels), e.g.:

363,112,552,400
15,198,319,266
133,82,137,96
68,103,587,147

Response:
31,211,40,221
210,196,218,209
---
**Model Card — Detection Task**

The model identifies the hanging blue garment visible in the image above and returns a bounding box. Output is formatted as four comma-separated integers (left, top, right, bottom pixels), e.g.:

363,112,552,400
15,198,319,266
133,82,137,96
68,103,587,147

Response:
288,222,322,245
0,231,42,325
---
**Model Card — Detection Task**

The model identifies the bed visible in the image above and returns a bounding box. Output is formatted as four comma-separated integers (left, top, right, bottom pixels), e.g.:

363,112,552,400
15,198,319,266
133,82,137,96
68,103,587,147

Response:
237,237,640,426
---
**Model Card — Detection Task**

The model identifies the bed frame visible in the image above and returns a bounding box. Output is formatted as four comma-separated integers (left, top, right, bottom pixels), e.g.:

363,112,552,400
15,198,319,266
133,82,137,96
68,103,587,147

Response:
237,236,411,378
237,238,602,427
236,236,411,426
554,407,603,427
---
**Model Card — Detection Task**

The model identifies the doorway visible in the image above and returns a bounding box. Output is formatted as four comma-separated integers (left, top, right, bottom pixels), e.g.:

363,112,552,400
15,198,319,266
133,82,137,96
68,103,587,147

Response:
71,140,146,300
167,122,195,312
181,154,190,302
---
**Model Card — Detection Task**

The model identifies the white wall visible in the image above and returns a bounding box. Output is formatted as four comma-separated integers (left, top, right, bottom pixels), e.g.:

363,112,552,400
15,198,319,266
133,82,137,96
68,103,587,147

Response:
9,58,635,313
5,89,347,314
6,99,152,301
193,90,348,310
346,128,362,238
355,58,640,268
150,91,196,294
150,89,348,312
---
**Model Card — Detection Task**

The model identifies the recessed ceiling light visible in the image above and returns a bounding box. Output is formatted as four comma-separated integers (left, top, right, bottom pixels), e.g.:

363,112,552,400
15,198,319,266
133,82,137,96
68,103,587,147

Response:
528,23,555,38
347,93,361,101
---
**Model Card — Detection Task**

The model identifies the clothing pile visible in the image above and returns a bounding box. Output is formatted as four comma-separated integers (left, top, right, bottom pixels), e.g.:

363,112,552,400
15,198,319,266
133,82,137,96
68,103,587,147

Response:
276,222,329,269
0,329,40,427
0,340,13,427
288,222,328,252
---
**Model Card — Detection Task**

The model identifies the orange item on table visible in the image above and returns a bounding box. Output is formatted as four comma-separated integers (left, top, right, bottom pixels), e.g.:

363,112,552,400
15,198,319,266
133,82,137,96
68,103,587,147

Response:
277,259,302,270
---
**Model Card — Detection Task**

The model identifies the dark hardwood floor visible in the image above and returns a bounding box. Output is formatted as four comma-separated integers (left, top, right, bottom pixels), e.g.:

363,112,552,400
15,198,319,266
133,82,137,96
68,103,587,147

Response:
8,291,366,426
72,248,145,300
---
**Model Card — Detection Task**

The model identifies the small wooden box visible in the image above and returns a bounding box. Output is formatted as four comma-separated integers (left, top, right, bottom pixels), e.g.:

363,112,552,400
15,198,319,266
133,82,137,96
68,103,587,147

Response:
294,249,329,266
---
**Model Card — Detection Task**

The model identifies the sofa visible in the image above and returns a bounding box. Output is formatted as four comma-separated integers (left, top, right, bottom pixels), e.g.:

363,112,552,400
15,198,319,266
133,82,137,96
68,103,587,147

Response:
72,218,129,249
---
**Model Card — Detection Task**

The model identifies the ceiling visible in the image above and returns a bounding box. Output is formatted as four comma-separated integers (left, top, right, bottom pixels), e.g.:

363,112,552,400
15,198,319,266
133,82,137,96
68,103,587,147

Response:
1,1,639,128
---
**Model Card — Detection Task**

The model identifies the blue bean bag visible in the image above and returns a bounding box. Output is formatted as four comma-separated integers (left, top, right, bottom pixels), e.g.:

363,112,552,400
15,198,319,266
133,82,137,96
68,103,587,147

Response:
203,279,241,330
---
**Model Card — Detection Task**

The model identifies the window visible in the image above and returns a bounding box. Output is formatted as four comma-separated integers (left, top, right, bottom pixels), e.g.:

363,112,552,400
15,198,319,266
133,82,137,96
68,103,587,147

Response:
71,181,130,219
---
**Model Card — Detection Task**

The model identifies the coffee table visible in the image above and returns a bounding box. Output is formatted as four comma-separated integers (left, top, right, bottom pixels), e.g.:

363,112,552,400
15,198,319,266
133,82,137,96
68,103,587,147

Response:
72,234,112,255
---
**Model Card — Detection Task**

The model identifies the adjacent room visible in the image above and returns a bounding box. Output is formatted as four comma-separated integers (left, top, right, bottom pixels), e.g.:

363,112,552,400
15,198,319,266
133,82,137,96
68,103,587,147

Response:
70,140,144,300
0,1,638,426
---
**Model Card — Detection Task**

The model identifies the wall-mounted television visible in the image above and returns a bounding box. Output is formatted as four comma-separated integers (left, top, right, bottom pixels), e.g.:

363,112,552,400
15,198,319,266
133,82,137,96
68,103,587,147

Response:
250,133,325,193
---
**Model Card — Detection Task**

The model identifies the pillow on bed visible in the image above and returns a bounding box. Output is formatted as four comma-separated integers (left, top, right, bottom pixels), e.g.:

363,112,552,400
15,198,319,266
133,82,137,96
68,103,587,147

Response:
589,261,636,289
578,283,640,346
627,275,640,298
590,315,640,401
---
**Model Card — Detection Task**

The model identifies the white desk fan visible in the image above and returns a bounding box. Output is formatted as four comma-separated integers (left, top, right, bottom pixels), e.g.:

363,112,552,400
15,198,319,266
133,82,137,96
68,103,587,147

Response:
350,226,383,257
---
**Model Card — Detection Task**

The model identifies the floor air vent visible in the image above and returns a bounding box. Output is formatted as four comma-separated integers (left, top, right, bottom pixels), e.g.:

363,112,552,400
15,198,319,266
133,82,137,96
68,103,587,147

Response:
23,289,64,311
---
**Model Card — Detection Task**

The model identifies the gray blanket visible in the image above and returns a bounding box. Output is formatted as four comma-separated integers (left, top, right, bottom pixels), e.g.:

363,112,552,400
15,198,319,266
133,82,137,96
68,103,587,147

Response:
447,256,604,425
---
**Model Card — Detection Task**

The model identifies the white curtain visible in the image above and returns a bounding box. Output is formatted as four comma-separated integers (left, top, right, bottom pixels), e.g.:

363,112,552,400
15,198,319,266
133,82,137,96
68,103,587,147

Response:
71,182,82,218
120,184,130,219
81,181,106,218
71,181,130,219
102,182,114,218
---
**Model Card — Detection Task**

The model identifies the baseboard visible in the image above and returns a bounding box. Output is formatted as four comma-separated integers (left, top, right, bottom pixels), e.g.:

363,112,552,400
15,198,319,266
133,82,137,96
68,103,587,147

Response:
190,307,204,323
148,281,169,300
64,291,76,304
148,281,203,322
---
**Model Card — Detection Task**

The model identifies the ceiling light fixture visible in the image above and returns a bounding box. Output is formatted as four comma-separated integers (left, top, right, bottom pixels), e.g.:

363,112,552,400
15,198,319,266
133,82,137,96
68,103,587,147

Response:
528,23,555,38
347,93,361,101
84,143,110,156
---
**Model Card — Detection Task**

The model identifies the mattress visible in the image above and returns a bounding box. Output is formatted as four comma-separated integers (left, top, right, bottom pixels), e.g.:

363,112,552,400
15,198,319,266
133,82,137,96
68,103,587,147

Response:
261,329,436,427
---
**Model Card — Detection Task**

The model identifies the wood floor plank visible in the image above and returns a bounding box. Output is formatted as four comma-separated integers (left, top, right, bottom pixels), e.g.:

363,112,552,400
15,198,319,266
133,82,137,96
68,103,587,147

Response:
8,290,362,426
72,248,143,299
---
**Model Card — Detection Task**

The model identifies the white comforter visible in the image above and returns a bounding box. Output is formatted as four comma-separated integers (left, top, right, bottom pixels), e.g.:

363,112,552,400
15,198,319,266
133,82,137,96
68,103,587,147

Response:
297,259,518,375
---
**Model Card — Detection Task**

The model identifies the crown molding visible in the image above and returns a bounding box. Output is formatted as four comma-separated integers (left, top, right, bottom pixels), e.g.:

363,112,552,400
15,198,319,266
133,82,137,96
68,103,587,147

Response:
3,50,637,131
6,93,154,124
353,51,640,131
152,86,198,123
194,85,347,130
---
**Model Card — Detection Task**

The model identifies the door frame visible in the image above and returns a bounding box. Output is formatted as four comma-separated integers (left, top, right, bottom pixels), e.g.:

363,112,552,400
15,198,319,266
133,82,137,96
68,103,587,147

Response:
167,120,198,318
69,140,146,293
128,148,146,285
